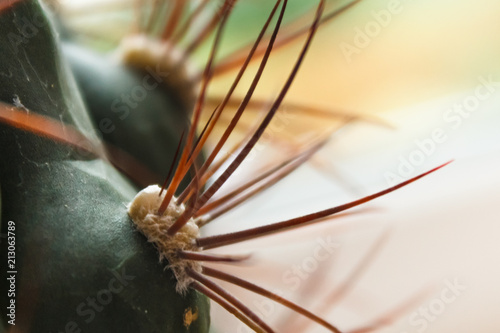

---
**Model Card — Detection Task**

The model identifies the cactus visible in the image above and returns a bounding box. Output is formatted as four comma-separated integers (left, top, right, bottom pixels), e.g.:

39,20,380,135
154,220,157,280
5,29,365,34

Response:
0,1,210,332
0,1,451,332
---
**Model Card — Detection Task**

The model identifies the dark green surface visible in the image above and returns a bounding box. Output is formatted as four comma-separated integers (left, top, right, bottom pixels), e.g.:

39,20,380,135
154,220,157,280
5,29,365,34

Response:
0,1,210,332
62,42,194,187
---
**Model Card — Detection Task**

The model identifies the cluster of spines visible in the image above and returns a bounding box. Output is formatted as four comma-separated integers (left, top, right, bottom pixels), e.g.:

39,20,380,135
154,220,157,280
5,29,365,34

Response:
0,0,451,332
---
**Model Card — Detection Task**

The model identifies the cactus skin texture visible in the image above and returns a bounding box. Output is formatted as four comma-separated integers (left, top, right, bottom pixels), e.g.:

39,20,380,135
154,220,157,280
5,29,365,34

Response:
0,1,210,332
61,42,195,187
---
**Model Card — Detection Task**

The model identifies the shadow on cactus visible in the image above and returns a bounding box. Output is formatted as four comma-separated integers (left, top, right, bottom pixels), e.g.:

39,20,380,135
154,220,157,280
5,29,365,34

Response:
0,0,450,332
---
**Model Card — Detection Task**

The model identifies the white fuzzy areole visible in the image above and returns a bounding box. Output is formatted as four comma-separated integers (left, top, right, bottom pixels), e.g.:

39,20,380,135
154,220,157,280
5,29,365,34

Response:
127,185,201,294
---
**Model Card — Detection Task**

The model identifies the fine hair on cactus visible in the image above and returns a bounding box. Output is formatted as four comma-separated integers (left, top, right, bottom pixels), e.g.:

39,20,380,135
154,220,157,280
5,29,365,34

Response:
0,0,455,332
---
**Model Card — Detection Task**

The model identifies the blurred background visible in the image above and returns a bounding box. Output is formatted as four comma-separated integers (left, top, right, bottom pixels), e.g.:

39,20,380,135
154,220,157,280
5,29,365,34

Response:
50,0,500,332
